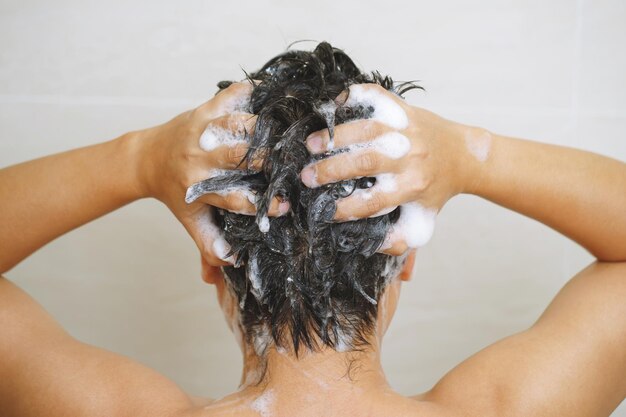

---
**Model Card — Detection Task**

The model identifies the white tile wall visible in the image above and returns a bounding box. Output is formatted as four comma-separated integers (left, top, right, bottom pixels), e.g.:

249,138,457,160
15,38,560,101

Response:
1,0,624,414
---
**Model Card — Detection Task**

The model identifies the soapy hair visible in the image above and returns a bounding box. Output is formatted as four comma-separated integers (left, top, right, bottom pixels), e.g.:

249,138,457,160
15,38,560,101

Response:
203,42,419,354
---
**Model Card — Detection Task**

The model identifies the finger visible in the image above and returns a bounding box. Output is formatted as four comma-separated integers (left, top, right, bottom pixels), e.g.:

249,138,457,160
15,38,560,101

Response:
248,153,264,171
306,119,392,154
333,89,349,105
202,250,231,267
207,142,266,171
198,113,257,152
301,149,398,188
186,207,234,266
197,191,257,216
208,142,251,169
201,81,254,119
334,187,406,221
378,233,409,256
208,112,257,133
196,192,290,217
267,197,291,217
343,83,409,130
198,114,256,158
207,234,234,266
376,202,437,254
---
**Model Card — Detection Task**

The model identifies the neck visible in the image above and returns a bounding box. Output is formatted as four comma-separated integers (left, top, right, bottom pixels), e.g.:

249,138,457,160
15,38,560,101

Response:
203,282,405,416
203,342,396,417
236,278,400,398
239,338,391,398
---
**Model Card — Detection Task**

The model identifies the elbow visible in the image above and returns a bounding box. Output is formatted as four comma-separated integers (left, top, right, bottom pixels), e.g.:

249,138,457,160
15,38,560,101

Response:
591,246,626,263
0,259,14,276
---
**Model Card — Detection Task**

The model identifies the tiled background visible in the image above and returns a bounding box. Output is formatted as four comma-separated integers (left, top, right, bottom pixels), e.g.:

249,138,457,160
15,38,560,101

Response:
1,0,624,414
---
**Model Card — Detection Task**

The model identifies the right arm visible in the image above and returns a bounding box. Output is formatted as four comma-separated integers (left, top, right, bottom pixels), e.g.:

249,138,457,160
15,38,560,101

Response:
300,83,626,416
425,261,626,417
467,131,626,261
426,129,626,416
301,83,626,261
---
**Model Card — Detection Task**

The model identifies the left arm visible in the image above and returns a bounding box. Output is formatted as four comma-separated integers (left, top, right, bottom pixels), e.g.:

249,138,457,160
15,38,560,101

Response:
0,276,194,417
0,135,144,274
0,81,266,273
0,82,260,415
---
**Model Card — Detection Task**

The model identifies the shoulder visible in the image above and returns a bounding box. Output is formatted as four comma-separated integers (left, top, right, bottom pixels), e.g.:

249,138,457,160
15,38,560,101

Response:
0,276,196,417
417,262,626,417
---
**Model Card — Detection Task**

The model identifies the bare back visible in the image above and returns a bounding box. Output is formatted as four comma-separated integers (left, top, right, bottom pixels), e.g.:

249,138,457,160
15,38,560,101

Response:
2,262,624,417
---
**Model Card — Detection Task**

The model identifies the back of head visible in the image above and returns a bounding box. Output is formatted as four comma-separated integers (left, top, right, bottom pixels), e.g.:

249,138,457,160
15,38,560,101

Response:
206,42,416,355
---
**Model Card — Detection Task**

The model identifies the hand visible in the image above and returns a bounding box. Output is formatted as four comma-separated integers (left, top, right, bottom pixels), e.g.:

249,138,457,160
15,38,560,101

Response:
136,82,289,266
300,84,485,255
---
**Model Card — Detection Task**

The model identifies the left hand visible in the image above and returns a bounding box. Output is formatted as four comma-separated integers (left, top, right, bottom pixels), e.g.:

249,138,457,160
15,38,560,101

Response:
136,82,288,266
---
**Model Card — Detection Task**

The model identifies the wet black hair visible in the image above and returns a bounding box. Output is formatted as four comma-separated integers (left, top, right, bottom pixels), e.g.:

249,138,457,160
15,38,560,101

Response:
202,42,420,355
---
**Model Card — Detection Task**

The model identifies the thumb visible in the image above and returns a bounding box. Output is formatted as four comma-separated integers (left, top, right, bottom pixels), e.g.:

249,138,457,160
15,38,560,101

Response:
185,205,235,266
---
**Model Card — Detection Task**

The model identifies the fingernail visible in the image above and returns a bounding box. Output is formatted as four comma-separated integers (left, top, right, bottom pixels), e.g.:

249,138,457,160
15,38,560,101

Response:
278,201,290,215
306,133,324,153
244,190,257,205
300,165,319,188
212,236,234,264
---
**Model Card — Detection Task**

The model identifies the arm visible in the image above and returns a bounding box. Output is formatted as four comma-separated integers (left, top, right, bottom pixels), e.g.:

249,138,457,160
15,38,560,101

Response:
424,261,626,417
426,132,626,416
468,132,626,262
301,84,626,261
0,82,271,273
0,82,269,415
301,84,626,415
0,135,143,274
427,111,626,416
0,276,194,417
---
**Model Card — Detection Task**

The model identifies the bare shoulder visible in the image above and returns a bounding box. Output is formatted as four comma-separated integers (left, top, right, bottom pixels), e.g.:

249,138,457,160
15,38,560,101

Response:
0,276,196,417
417,262,626,417
191,391,457,417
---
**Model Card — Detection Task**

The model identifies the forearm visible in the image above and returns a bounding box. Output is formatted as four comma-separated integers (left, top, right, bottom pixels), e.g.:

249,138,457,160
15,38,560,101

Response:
467,131,626,261
0,133,146,273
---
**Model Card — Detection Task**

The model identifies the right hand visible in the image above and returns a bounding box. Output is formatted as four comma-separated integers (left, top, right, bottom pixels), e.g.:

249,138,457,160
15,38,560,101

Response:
136,82,289,266
300,84,484,255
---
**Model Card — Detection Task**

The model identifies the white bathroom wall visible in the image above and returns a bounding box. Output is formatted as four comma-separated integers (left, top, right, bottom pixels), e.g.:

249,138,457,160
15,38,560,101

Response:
1,0,624,414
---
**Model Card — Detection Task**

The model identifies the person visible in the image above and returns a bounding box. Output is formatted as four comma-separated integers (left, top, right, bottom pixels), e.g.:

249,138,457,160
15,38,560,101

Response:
0,42,624,417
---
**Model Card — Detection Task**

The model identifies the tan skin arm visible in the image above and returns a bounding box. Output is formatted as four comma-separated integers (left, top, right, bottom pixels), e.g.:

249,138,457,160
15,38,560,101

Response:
0,80,624,416
303,85,626,261
0,135,143,274
0,82,283,274
0,83,273,416
421,137,626,416
302,85,626,416
0,276,195,417
468,134,626,262
422,261,626,417
426,133,626,416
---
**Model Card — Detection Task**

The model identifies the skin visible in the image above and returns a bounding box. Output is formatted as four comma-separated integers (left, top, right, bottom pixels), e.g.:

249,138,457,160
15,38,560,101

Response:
0,82,284,270
0,82,625,417
302,84,626,259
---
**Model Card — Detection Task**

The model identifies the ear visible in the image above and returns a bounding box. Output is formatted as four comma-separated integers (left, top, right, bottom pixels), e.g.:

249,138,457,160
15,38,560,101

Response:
399,250,417,282
201,256,224,284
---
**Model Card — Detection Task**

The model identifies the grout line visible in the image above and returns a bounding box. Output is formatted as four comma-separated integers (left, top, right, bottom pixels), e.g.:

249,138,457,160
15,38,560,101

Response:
0,94,201,108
